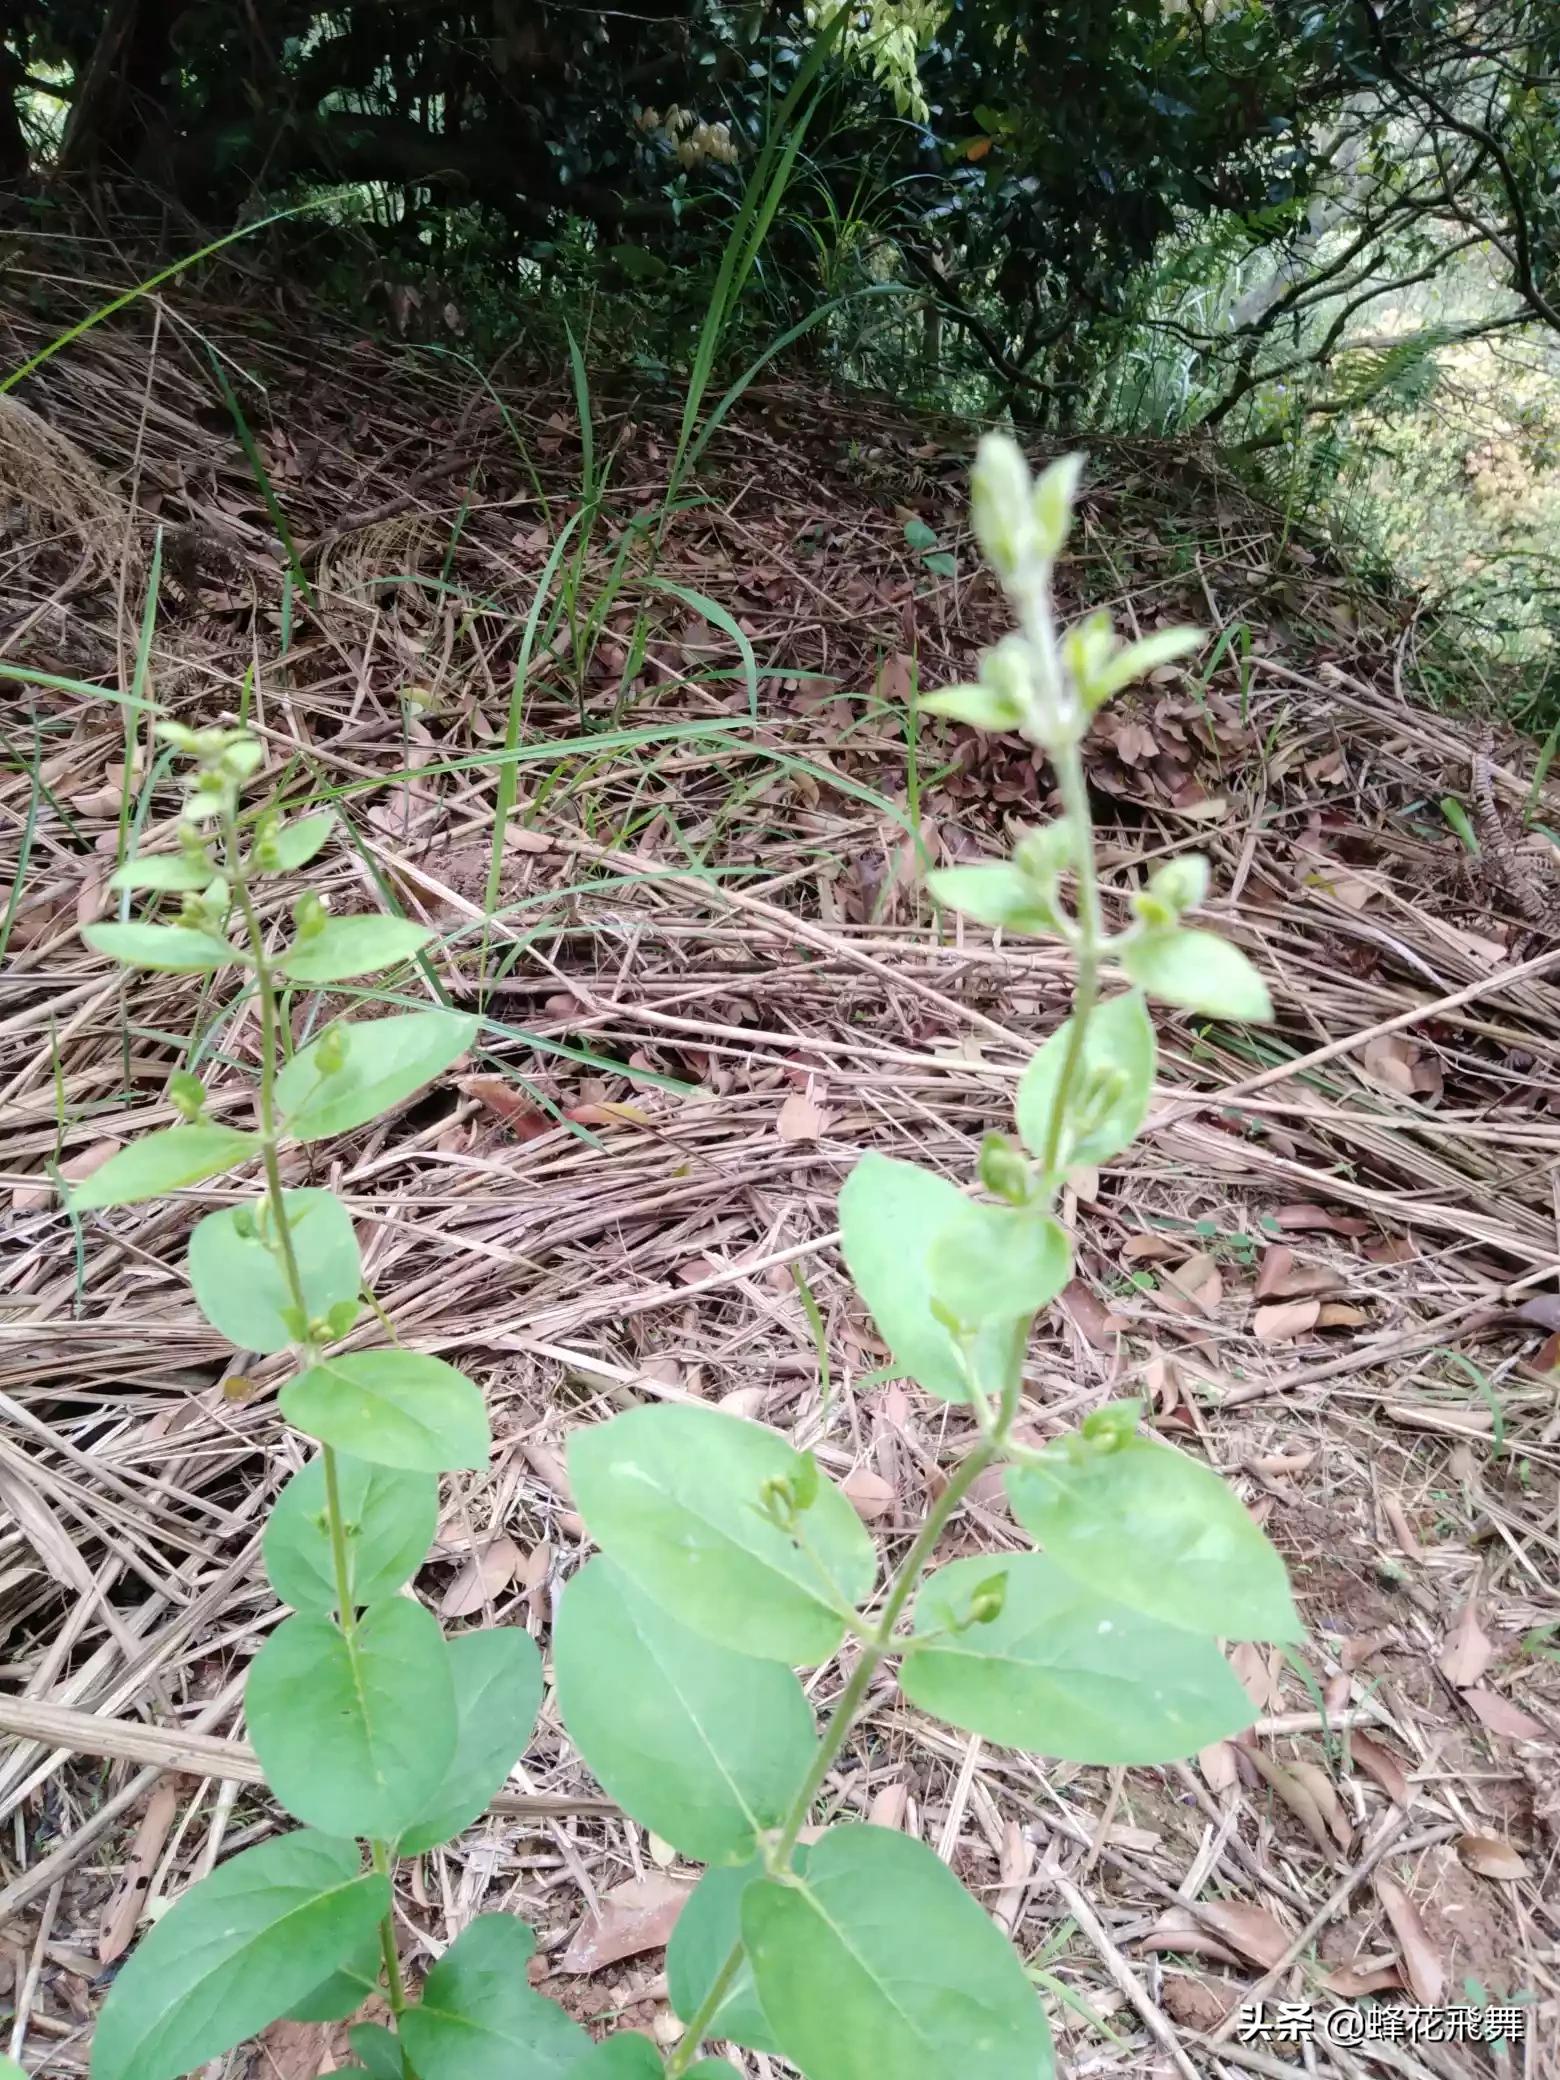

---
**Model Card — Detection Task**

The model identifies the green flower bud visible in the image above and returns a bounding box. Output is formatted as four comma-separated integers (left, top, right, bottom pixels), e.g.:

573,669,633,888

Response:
167,1069,207,1123
1146,854,1210,918
314,1023,349,1075
231,1205,257,1240
1081,1399,1142,1451
292,890,328,941
978,1132,1033,1206
970,433,1037,580
964,1571,1008,1627
1012,818,1077,884
219,737,264,782
1031,453,1085,560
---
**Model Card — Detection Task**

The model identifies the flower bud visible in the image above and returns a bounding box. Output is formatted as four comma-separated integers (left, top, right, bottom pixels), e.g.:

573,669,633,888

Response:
293,890,328,941
1081,1398,1142,1451
314,1023,349,1075
1012,817,1077,884
167,1069,207,1123
965,1572,1008,1626
970,433,1036,580
978,1132,1032,1206
1146,853,1209,917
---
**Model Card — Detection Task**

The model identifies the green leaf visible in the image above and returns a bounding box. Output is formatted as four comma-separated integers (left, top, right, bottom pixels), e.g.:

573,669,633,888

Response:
68,1126,262,1213
567,2038,663,2077
89,1832,388,2080
277,1009,479,1142
1087,626,1202,706
923,551,958,579
0,2061,29,2080
281,1349,491,1472
568,1404,874,1665
903,518,938,552
1005,1430,1300,1642
246,1599,456,1837
399,1916,589,2080
269,815,335,871
742,1824,1052,2080
923,864,1057,935
278,916,433,984
399,1627,544,1854
900,1553,1255,1763
348,2023,405,2080
264,1455,437,1614
555,1557,816,1863
918,685,1021,730
107,855,213,893
286,1936,381,2021
189,1187,360,1353
668,1855,799,2056
928,1204,1071,1326
1121,929,1272,1022
838,1154,1021,1403
1016,990,1156,1169
81,922,245,972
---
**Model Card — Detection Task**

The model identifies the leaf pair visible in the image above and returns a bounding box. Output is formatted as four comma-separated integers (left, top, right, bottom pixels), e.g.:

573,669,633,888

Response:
246,1614,541,1847
82,912,429,984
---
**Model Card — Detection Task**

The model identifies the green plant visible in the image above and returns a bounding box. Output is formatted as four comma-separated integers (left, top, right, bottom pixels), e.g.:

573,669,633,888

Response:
79,438,1295,2080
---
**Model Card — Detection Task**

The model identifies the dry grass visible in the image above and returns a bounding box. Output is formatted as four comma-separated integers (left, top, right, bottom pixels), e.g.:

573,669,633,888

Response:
1,248,1557,2077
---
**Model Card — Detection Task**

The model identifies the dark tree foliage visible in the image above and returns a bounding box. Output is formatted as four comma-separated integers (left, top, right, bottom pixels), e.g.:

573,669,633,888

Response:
4,1,1558,408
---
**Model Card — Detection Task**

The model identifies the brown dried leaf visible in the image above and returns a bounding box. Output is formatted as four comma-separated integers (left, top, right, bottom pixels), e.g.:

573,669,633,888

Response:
1230,1643,1285,1714
99,1784,180,1963
1198,1740,1239,1797
1439,1598,1494,1688
1286,1760,1354,1850
1462,1688,1546,1740
1348,1732,1411,1807
461,1075,551,1141
777,1090,829,1143
866,1781,909,1831
1374,1872,1443,2006
1253,1297,1321,1345
1138,1908,1244,1969
1323,1961,1403,1997
1456,1833,1527,1881
1254,1245,1294,1300
440,1536,523,1617
1272,1204,1371,1236
1059,1280,1125,1346
560,1873,690,1973
1245,1751,1336,1858
1316,1302,1369,1328
842,1468,896,1522
1161,1975,1240,2031
1190,1901,1292,1971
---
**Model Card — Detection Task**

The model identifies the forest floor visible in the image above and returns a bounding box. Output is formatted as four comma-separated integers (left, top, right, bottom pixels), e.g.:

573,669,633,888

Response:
1,246,1558,2079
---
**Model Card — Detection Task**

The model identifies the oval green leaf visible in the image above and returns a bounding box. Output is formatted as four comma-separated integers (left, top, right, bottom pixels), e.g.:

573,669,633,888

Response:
107,855,213,894
280,1348,491,1472
1121,928,1272,1022
399,1626,544,1854
188,1187,360,1353
399,1916,589,2080
279,916,433,984
568,1404,875,1665
1015,989,1156,1169
924,864,1058,935
81,922,246,972
567,2038,663,2078
276,1009,478,1142
246,1599,456,1838
900,1552,1256,1762
264,1455,436,1613
347,2023,405,2080
839,1153,1022,1402
555,1556,816,1863
89,1831,388,2080
268,814,335,871
742,1824,1052,2080
667,1854,800,2056
68,1126,262,1213
927,1203,1071,1327
285,1934,381,2022
1005,1430,1300,1643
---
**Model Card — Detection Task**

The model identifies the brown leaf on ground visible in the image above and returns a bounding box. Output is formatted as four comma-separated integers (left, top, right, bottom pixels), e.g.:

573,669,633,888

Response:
1198,1740,1239,1797
440,1535,523,1616
1374,1872,1443,2006
842,1467,896,1521
1245,1751,1338,1858
777,1089,829,1142
1138,1908,1244,1970
1323,1960,1403,1997
1439,1598,1495,1687
1191,1900,1293,1971
1161,1974,1241,2031
560,1873,691,1973
1286,1760,1355,1850
1462,1688,1546,1740
1058,1279,1125,1345
1230,1642,1285,1713
1253,1297,1321,1345
1271,1203,1372,1236
99,1783,180,1963
1456,1833,1527,1881
1349,1732,1411,1806
1254,1244,1294,1299
461,1075,552,1140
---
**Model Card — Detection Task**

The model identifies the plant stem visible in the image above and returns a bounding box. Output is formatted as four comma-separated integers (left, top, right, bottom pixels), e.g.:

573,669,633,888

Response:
1035,736,1103,1182
225,818,405,2014
663,1439,999,2076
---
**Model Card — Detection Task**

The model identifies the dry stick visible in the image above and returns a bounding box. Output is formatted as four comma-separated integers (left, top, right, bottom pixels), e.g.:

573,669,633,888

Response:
1204,1818,1462,2047
1044,1859,1203,2080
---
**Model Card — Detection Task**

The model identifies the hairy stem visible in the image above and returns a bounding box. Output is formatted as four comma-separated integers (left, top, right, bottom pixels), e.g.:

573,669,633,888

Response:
1035,736,1103,1182
663,1439,999,2075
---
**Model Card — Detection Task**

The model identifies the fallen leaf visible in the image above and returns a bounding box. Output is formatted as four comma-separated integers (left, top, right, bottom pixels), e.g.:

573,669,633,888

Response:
440,1536,523,1617
560,1873,690,1973
1162,1975,1240,2030
1339,1630,1394,1673
1507,1294,1560,1333
842,1468,896,1522
777,1090,829,1143
1462,1688,1546,1740
1191,1901,1292,1971
1316,1302,1369,1328
866,1781,908,1831
1122,1232,1180,1263
1348,1732,1411,1806
461,1076,551,1141
1245,1751,1337,1857
1199,1741,1239,1796
1364,1237,1416,1265
1059,1280,1125,1346
1164,1252,1222,1315
1230,1642,1284,1714
1254,1245,1294,1300
1138,1907,1244,1969
1286,1760,1354,1849
1456,1833,1527,1881
1439,1598,1494,1688
1374,1872,1443,2006
1253,1297,1321,1345
1272,1203,1371,1236
1323,1960,1403,1997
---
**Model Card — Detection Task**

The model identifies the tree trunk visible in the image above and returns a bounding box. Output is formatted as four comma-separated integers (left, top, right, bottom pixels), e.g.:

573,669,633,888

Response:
59,0,180,175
